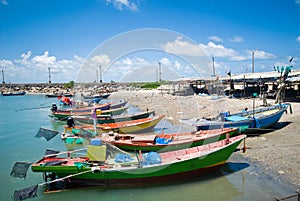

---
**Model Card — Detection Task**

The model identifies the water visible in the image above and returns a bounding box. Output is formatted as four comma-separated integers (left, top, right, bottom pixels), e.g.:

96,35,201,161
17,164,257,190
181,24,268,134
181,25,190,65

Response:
0,95,295,201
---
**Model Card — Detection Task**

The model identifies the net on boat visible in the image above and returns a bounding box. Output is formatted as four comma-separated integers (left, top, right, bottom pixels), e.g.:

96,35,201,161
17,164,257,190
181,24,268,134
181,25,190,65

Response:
44,149,60,158
35,127,59,141
10,162,32,178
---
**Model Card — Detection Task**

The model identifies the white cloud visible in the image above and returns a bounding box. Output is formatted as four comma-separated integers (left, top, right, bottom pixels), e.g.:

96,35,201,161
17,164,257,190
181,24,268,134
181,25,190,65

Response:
162,37,276,64
162,36,208,57
296,36,300,42
31,51,57,67
105,0,138,11
229,36,244,43
90,54,111,66
1,51,84,83
208,36,223,42
247,50,276,60
159,58,172,66
296,0,300,5
201,42,237,58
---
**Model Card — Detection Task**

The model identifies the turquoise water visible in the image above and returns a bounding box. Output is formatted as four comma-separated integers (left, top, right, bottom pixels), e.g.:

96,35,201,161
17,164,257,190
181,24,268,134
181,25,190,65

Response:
0,95,295,201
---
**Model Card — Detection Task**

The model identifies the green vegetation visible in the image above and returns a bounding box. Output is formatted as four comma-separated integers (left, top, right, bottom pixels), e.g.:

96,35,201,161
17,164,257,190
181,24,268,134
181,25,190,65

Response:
130,81,168,89
64,81,75,89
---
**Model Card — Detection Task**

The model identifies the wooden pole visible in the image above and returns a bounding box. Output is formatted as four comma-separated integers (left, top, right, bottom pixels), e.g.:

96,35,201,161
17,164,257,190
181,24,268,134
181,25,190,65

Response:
1,69,5,84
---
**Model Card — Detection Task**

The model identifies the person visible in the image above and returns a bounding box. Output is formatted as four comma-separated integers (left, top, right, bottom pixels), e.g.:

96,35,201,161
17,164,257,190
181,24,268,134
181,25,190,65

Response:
51,103,57,112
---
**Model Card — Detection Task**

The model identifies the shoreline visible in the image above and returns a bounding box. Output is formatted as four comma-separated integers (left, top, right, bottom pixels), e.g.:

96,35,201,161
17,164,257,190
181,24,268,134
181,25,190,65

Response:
110,89,300,190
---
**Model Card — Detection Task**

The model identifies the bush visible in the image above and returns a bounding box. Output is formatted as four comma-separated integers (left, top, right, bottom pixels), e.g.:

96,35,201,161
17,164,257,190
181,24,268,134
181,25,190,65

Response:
64,81,75,89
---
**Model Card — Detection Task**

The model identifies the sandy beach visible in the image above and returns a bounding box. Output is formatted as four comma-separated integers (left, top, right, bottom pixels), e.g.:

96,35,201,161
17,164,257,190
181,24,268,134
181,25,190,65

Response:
111,89,300,190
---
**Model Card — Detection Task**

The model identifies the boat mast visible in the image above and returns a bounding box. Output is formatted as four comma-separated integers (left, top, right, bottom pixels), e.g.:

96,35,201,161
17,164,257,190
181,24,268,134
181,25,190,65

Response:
1,69,5,84
99,65,102,83
48,67,51,84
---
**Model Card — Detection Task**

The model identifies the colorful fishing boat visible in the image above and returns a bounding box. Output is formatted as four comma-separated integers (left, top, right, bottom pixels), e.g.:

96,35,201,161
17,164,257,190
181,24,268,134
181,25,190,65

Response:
30,135,246,188
192,103,291,134
73,110,155,125
96,114,165,134
51,106,129,120
110,127,239,152
65,114,165,135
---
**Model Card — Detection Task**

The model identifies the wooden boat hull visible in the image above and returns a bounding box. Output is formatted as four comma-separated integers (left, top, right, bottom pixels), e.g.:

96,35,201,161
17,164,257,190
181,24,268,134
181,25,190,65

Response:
74,110,155,125
45,93,73,98
1,91,26,96
98,115,165,134
52,107,128,120
194,103,290,134
31,135,245,187
113,128,238,152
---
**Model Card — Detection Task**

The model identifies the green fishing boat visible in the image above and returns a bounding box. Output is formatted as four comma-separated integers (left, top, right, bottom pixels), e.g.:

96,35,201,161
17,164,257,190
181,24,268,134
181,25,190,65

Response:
31,135,246,187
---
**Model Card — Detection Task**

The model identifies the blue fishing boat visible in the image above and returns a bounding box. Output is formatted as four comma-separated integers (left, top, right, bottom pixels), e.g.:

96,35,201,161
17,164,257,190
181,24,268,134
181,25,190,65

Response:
192,103,291,134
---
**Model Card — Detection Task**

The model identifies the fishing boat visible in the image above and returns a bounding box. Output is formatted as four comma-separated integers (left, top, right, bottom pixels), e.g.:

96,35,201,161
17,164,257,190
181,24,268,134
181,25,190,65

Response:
65,115,165,135
96,114,165,134
192,103,291,134
1,91,26,96
52,106,129,120
30,135,246,188
110,127,239,152
82,93,110,99
55,103,111,113
73,110,156,125
45,93,73,98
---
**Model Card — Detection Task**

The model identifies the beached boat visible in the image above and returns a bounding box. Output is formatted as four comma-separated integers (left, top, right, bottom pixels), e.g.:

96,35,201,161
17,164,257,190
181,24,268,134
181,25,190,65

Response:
1,91,26,96
73,110,156,125
65,115,165,134
31,135,246,188
110,127,239,152
52,106,129,120
192,103,291,134
60,127,238,152
96,114,165,134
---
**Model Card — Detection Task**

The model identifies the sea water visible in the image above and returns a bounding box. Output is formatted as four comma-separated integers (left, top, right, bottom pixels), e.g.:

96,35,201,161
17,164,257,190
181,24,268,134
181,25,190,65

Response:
0,95,296,201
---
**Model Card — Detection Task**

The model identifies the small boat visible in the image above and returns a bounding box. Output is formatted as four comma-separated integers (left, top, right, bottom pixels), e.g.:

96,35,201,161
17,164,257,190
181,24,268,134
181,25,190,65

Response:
66,115,165,135
110,127,239,152
192,103,291,134
73,110,156,125
1,91,26,96
54,103,111,113
30,135,246,189
45,93,73,98
82,93,110,99
52,106,129,120
96,114,165,134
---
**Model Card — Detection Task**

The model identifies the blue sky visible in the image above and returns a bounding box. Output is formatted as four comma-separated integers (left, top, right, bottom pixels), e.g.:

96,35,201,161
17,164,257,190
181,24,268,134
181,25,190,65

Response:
1,0,300,83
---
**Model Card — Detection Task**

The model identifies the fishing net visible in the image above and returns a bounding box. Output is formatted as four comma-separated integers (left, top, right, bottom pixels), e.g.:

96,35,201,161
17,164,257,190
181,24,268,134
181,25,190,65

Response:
35,127,59,141
44,149,60,158
10,162,32,178
13,185,38,201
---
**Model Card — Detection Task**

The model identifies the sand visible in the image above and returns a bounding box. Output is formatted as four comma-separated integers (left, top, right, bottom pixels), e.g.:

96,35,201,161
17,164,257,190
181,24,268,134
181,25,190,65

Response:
110,89,300,189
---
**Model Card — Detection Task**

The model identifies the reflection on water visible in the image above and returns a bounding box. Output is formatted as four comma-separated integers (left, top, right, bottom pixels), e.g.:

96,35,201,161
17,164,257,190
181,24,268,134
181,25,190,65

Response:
40,164,246,201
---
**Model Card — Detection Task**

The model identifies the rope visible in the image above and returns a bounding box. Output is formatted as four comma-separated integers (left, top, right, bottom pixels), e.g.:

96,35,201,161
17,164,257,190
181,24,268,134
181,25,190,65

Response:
44,148,87,158
38,169,93,187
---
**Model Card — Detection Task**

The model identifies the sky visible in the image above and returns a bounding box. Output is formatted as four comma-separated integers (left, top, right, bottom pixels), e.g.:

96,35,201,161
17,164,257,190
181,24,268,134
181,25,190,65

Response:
0,0,300,83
